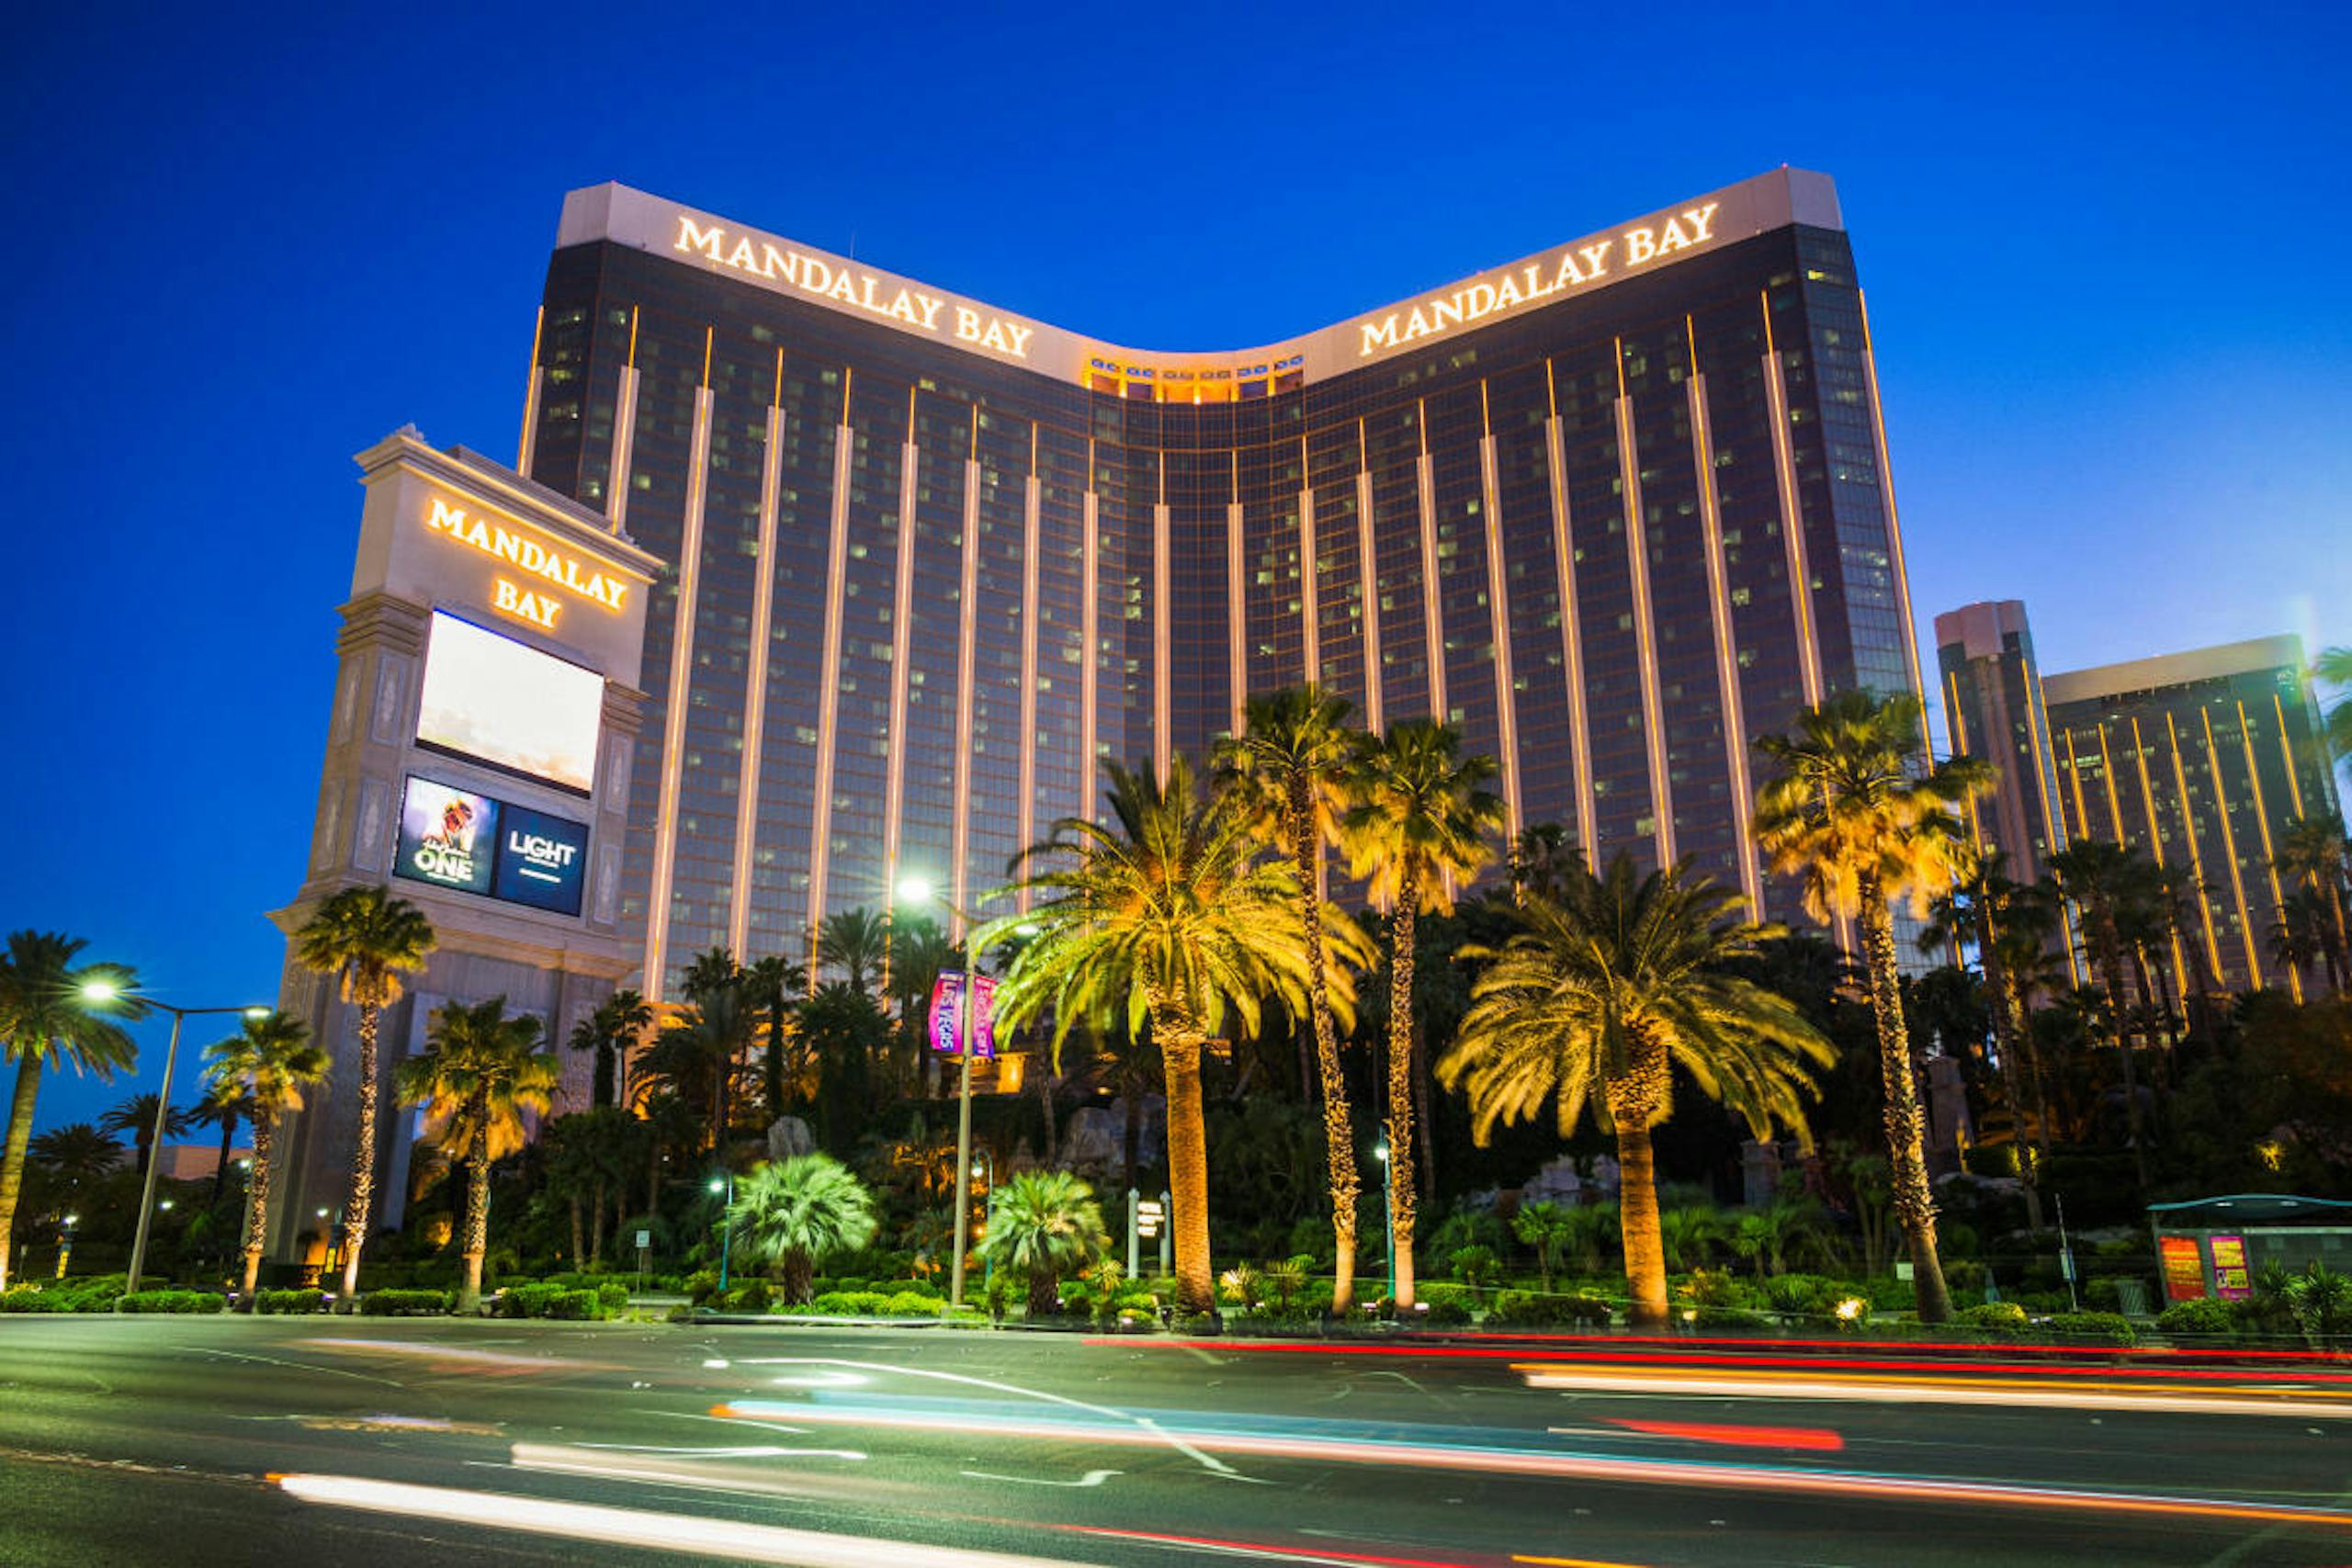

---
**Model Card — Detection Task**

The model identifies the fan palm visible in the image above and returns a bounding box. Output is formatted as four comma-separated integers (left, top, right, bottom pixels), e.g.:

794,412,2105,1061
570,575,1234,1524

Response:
27,1123,121,1182
184,1091,253,1207
817,908,888,994
97,1092,196,1179
1752,690,1989,1324
1509,822,1586,904
1438,856,1832,1326
977,757,1331,1314
725,1152,878,1303
0,931,142,1291
2046,840,2155,1188
2317,647,2352,771
650,985,758,1154
1510,1200,1576,1293
1343,718,1502,1310
2275,812,2349,994
1214,685,1372,1314
742,956,808,1119
294,885,436,1296
1917,850,2046,1228
202,1010,328,1296
568,988,650,1111
1732,1199,1829,1280
394,997,558,1311
977,1168,1111,1317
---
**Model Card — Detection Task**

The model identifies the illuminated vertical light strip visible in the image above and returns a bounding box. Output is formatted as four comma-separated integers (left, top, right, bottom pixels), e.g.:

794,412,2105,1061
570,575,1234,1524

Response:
727,352,787,958
1227,449,1247,737
2237,699,2299,1001
1354,422,1385,735
1613,344,1676,867
2022,663,2082,983
2273,692,2309,818
2096,724,2128,852
639,342,714,1003
1154,456,1172,783
2167,712,2227,985
1545,364,1597,870
1858,290,1931,751
1015,426,1040,913
2129,717,2189,1002
2200,706,2263,989
605,307,642,532
947,425,982,942
1298,435,1319,685
516,305,545,477
1477,383,1523,840
1689,354,1759,910
1415,400,1448,723
2062,729,2092,841
1760,294,1823,705
804,378,855,959
1080,440,1100,815
880,390,921,919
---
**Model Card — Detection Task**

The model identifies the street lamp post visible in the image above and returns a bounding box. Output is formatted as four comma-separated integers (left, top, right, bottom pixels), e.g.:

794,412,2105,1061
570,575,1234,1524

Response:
80,982,266,1294
1373,1136,1396,1305
56,1213,78,1280
707,1174,736,1293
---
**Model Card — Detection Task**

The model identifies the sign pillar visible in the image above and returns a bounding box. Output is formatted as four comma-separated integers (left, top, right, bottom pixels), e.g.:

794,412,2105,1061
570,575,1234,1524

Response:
1126,1188,1140,1279
1159,1190,1172,1280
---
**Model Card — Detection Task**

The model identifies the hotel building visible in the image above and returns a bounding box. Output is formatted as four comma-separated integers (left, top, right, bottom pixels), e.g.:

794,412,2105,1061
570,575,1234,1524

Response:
1935,600,2069,890
510,167,1927,997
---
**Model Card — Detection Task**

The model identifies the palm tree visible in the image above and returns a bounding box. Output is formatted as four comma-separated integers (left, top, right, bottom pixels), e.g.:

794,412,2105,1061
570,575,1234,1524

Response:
724,1152,878,1304
2317,647,2352,771
1214,685,1372,1314
1509,822,1586,904
1659,1206,1729,1272
27,1123,122,1183
568,988,650,1111
2274,889,2340,998
742,956,807,1120
650,987,758,1154
1732,1199,1829,1280
817,908,888,993
184,1091,253,1208
294,885,436,1297
394,997,557,1311
201,1010,328,1296
1917,850,2045,1228
637,1088,702,1216
978,757,1328,1314
2276,812,2350,994
1510,1200,1576,1293
97,1092,196,1180
1751,689,1991,1324
2046,840,2154,1188
977,1168,1111,1317
0,931,142,1291
1438,857,1833,1327
1343,718,1502,1310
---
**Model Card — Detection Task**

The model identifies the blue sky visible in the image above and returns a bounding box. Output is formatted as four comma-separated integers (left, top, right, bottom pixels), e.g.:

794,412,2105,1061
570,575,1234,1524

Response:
4,1,2346,1131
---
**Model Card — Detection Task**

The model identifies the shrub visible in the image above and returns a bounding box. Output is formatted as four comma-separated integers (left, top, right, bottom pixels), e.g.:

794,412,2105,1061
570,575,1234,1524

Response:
1690,1306,1767,1331
596,1281,630,1315
684,1269,722,1307
1678,1269,1762,1310
882,1291,943,1318
1953,1302,2029,1337
2286,1262,2352,1343
362,1289,453,1316
983,1272,1014,1323
2043,1311,2135,1346
1415,1282,1475,1326
494,1283,566,1319
257,1289,328,1315
1762,1274,1843,1319
1447,1246,1501,1292
2156,1298,2235,1338
808,1290,893,1315
721,1280,774,1313
118,1290,228,1314
1489,1290,1611,1327
1864,1275,1920,1311
544,1289,602,1321
0,1287,70,1313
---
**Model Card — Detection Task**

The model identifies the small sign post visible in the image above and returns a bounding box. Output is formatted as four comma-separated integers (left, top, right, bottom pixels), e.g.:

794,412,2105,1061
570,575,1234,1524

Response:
1126,1189,1141,1278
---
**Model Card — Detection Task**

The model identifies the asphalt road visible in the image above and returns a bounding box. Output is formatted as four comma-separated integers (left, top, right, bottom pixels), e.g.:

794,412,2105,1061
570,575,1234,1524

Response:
4,1314,2350,1567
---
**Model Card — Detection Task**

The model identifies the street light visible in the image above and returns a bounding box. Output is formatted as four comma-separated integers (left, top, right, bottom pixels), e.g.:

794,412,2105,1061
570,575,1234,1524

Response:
79,982,270,1293
1373,1137,1396,1305
708,1174,735,1293
57,1213,78,1280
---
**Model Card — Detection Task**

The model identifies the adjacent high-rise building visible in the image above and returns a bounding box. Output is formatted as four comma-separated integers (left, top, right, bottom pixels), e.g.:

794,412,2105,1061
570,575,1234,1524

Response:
514,168,1927,997
1934,601,2069,889
2043,637,2340,998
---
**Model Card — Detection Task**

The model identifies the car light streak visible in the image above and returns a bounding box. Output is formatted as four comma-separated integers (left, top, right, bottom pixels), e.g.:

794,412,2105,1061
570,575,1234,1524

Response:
1515,1363,2352,1419
271,1472,1109,1566
1053,1524,1485,1567
300,1338,600,1374
1601,1418,1844,1451
509,1440,868,1497
1095,1332,2352,1366
707,1399,2352,1529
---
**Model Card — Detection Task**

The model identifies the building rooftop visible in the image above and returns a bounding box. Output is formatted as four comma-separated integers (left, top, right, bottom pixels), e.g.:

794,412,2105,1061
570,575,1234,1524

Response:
2042,635,2306,707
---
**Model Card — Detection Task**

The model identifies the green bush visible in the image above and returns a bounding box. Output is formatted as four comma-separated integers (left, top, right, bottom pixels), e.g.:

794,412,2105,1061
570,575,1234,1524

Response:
720,1280,773,1313
2155,1298,2235,1338
596,1281,630,1315
1489,1289,1612,1327
257,1289,328,1315
544,1289,602,1321
1762,1274,1843,1319
362,1289,452,1317
684,1269,721,1306
1678,1269,1762,1310
2043,1310,2135,1345
1415,1282,1474,1325
494,1282,566,1319
1690,1305,1767,1331
0,1286,71,1312
808,1290,892,1315
1865,1275,1919,1310
1953,1302,2029,1337
117,1290,226,1314
882,1291,944,1318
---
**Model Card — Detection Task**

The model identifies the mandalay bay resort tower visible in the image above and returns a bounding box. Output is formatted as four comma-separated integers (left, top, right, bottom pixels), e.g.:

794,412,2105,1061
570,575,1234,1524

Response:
512,166,1925,1001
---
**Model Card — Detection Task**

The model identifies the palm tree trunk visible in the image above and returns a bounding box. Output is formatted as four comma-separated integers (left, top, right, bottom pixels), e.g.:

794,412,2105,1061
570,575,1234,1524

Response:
0,1054,41,1292
765,1002,786,1121
460,1127,490,1314
1979,929,2044,1231
594,1039,616,1111
212,1108,236,1209
1029,1264,1058,1319
589,1176,606,1269
1150,999,1215,1315
1288,781,1361,1318
1385,883,1421,1311
2097,915,2151,1190
568,1191,585,1270
1857,872,1951,1324
342,998,382,1300
241,1112,276,1298
1616,1119,1668,1327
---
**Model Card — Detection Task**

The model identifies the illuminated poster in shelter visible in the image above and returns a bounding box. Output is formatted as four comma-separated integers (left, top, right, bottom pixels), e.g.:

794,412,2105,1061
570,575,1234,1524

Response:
2159,1235,2207,1302
2210,1235,2252,1301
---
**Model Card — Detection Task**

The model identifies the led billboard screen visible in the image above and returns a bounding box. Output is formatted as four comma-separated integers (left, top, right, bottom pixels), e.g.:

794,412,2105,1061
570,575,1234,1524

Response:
394,775,498,897
492,802,589,916
415,612,603,794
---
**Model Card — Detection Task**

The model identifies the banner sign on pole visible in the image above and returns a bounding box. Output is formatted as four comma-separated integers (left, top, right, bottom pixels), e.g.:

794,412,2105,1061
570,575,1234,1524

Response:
926,971,999,1059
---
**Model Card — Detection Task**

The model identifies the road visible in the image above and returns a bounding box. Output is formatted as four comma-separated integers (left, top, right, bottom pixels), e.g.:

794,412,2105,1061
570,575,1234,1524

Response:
4,1314,2350,1567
